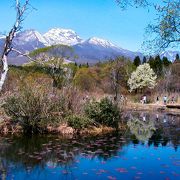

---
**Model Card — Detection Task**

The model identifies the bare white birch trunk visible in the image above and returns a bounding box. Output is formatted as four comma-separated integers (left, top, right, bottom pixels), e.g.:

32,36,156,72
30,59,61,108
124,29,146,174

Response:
0,0,30,92
0,55,8,91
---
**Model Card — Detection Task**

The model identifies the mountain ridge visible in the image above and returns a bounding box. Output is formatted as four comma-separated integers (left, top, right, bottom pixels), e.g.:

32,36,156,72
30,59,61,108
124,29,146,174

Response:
0,28,179,65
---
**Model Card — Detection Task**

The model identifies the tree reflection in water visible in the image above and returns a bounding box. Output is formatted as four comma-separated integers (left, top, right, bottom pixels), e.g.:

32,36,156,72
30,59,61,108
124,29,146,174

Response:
125,111,180,148
0,132,129,179
127,118,156,142
0,112,179,180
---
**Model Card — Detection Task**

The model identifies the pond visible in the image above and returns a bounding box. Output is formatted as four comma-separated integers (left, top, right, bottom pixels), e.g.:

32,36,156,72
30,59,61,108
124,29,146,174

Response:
0,112,179,180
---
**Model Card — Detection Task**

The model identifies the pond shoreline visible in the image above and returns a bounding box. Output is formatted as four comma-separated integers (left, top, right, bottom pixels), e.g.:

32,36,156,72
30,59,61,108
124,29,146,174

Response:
0,120,121,136
1,102,179,135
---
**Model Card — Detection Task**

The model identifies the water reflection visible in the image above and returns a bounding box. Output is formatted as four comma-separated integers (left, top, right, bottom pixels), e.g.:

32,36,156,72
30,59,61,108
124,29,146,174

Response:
127,118,156,142
125,111,180,149
0,133,129,178
0,112,179,180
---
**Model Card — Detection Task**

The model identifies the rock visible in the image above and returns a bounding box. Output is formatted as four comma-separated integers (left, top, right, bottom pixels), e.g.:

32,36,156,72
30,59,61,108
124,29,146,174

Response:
57,124,74,135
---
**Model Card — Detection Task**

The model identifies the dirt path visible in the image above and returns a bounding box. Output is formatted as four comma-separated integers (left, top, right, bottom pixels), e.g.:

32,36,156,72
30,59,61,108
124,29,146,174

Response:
124,102,180,115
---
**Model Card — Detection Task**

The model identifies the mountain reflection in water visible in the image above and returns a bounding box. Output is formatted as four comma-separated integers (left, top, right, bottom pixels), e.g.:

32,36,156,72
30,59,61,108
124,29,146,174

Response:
0,112,179,180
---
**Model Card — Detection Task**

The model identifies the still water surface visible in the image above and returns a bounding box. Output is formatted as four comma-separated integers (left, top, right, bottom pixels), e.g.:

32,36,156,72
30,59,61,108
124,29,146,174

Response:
0,112,179,180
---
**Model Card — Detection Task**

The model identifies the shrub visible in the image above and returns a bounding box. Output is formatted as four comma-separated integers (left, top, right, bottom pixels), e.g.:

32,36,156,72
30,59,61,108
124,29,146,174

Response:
66,115,92,131
3,86,64,134
85,97,121,128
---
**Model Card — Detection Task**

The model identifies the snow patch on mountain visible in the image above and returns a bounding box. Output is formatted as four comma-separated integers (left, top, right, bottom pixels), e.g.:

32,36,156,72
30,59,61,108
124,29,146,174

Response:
15,29,47,45
43,28,82,46
10,29,46,53
160,50,179,61
83,37,118,48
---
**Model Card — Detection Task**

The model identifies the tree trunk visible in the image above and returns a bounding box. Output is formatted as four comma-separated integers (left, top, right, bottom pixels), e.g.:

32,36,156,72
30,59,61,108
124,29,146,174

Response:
0,0,31,92
0,55,8,91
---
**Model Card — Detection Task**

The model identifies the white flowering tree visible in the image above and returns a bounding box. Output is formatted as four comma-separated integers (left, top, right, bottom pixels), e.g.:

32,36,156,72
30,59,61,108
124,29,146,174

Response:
128,63,157,92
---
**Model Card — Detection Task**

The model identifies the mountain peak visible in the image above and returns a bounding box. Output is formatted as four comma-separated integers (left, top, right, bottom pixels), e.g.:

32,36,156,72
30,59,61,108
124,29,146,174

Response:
47,28,76,34
43,28,82,46
160,50,179,61
15,29,47,45
85,37,117,48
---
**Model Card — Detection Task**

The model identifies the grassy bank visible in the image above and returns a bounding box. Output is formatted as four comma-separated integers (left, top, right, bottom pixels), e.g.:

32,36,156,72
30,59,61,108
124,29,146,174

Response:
0,85,123,135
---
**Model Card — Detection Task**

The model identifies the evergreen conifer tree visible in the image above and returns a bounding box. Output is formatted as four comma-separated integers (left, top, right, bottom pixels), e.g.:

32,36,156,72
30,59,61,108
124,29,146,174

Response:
133,56,141,67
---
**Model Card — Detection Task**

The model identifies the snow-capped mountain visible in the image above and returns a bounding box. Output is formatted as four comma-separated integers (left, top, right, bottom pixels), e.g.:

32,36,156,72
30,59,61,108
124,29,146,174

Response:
73,37,143,63
15,30,47,45
0,29,47,65
0,29,46,54
83,37,118,48
12,30,46,53
160,51,179,61
0,28,179,65
43,28,82,46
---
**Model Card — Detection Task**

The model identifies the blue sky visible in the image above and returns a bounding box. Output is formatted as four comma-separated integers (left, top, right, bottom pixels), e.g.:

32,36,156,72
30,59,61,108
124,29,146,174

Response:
0,0,158,51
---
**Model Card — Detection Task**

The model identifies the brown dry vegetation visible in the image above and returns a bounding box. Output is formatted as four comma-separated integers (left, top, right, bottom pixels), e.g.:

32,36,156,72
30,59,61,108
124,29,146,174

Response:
0,57,179,134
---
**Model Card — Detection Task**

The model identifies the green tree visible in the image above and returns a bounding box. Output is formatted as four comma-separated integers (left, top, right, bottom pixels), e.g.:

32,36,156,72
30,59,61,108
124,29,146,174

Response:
142,56,147,64
148,56,154,62
175,54,179,61
29,45,74,60
86,62,89,68
133,56,141,67
162,56,171,67
128,63,157,92
148,56,155,69
154,55,163,76
149,55,163,76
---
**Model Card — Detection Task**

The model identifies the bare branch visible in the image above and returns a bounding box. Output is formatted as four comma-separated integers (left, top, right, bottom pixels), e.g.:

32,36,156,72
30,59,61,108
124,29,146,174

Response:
116,0,149,9
143,0,180,53
0,0,32,91
1,0,30,59
11,48,36,62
